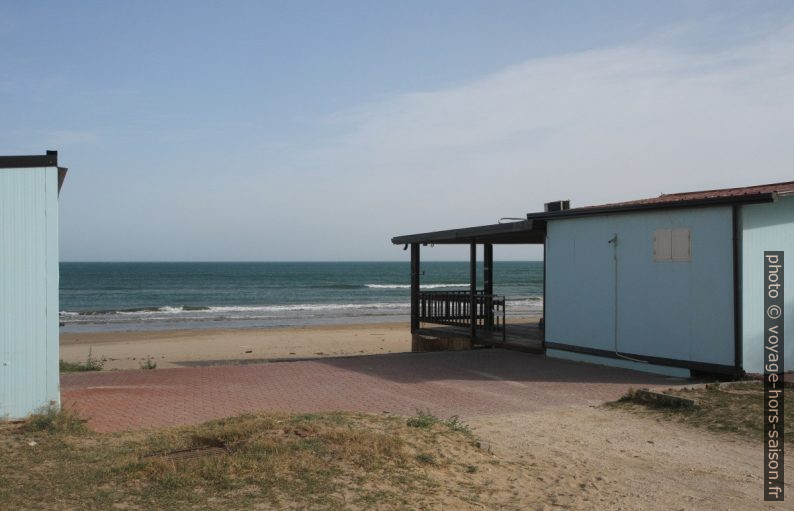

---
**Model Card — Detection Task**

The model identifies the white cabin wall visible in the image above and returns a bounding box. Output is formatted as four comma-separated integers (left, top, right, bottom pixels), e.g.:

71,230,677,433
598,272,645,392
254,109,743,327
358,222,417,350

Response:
0,167,61,418
545,206,735,371
740,195,794,373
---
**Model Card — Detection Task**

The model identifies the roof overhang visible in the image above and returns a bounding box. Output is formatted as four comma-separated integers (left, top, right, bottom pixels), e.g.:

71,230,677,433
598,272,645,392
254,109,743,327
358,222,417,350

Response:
0,150,58,169
57,167,68,193
391,219,546,245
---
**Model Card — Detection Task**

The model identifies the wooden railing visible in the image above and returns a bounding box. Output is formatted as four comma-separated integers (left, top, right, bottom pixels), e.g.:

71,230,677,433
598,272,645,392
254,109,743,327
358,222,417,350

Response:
418,290,506,340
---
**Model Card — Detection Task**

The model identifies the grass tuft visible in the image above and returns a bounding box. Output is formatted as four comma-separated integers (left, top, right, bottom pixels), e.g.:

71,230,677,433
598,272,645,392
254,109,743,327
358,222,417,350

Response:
406,410,439,429
617,388,695,409
23,405,87,434
610,381,793,443
407,410,473,438
415,453,436,465
139,356,157,370
59,347,104,372
443,415,473,437
1,410,507,510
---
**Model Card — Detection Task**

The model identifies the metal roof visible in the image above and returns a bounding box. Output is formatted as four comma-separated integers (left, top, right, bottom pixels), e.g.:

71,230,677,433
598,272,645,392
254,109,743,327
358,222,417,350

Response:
525,181,792,220
391,219,546,245
392,180,791,245
0,151,58,169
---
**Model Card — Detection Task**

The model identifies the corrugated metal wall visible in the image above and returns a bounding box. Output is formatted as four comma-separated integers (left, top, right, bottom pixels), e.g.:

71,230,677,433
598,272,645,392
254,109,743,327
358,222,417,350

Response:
545,206,735,370
740,195,794,373
0,167,60,419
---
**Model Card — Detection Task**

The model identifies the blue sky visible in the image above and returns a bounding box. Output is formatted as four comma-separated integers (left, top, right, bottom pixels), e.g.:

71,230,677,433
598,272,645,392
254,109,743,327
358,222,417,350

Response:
2,1,794,261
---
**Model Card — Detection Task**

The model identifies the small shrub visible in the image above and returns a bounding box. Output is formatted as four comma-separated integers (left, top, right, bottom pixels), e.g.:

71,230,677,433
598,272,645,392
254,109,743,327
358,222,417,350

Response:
407,410,439,429
24,405,87,434
443,416,473,437
139,356,157,370
407,411,473,437
415,453,435,465
59,348,104,372
466,465,478,474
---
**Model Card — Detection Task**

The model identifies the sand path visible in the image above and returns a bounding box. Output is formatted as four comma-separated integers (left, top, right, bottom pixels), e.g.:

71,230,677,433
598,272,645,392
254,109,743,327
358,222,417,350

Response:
468,406,791,510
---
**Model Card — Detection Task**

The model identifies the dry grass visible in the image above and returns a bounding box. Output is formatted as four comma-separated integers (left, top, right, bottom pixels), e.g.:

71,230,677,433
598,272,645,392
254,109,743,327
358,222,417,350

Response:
608,381,793,443
0,409,518,510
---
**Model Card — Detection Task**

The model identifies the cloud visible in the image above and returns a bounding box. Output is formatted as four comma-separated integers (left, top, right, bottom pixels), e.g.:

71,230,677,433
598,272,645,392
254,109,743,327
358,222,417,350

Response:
274,20,794,260
56,15,794,261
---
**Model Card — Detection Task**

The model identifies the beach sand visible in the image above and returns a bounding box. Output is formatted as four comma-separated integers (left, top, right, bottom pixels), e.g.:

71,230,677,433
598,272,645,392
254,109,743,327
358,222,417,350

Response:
60,322,412,370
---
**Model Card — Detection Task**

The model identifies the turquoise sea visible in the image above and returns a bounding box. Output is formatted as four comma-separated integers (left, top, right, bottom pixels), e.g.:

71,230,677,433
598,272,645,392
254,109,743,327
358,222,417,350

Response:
60,262,543,332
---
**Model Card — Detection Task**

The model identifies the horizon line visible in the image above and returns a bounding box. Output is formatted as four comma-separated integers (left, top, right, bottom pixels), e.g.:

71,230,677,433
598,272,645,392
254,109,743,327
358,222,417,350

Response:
59,259,545,264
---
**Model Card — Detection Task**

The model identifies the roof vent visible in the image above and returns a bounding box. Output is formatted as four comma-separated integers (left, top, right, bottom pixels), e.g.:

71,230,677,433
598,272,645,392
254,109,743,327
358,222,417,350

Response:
544,200,570,212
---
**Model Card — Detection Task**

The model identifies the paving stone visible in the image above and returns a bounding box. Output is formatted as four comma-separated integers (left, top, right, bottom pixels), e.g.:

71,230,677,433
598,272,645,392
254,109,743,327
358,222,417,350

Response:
60,350,681,432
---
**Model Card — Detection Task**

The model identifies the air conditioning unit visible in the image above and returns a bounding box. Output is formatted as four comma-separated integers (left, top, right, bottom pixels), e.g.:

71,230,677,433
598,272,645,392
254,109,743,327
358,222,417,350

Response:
544,200,570,212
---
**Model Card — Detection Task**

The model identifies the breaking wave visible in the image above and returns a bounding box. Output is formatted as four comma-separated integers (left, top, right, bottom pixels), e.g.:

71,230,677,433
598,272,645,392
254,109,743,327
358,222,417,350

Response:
60,302,411,318
365,283,469,289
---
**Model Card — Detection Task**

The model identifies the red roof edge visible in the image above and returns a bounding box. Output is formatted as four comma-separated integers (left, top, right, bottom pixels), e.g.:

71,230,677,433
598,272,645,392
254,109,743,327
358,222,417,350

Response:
528,180,794,220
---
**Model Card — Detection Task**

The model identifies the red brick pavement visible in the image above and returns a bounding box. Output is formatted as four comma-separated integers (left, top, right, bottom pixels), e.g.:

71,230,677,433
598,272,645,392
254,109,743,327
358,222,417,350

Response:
61,350,682,432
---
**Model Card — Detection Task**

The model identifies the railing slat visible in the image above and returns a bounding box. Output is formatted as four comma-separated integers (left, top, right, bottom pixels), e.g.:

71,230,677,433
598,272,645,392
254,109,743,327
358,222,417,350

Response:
418,291,506,334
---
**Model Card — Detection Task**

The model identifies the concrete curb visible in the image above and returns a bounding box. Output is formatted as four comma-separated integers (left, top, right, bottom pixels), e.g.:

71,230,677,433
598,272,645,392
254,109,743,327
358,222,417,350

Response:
632,389,698,409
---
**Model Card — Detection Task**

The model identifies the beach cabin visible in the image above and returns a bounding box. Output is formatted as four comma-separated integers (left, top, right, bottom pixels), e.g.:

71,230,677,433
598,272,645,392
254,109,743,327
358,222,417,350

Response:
0,151,67,419
392,181,794,378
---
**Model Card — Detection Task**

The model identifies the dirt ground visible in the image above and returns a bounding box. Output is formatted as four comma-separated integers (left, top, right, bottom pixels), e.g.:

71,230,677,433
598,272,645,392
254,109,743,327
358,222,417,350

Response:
468,405,792,510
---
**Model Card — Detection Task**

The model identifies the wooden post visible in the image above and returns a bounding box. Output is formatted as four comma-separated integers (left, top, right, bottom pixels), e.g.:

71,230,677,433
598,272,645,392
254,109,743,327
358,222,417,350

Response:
541,236,546,349
470,242,477,339
410,243,420,333
484,243,493,329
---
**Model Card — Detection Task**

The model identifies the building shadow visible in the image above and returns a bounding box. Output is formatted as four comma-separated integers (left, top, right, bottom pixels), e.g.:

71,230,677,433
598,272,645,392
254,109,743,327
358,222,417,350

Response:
308,348,688,386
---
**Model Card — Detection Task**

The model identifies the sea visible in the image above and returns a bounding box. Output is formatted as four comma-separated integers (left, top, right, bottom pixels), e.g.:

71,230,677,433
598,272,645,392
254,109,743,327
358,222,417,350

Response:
59,262,543,332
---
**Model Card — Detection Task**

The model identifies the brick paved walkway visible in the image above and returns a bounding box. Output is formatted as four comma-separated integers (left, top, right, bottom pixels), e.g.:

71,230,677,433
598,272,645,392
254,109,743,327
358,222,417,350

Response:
61,350,681,432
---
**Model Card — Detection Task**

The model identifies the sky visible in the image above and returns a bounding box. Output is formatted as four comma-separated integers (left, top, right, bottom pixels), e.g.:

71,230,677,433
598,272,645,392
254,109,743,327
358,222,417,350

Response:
2,1,794,261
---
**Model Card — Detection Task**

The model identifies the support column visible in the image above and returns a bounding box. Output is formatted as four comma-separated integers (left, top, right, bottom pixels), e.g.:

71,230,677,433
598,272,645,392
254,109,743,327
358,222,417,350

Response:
484,243,493,328
541,237,547,348
470,242,477,338
410,243,420,333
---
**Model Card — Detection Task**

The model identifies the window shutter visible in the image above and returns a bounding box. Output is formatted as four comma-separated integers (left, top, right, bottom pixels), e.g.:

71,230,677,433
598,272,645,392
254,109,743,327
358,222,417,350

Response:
654,229,672,261
671,229,691,261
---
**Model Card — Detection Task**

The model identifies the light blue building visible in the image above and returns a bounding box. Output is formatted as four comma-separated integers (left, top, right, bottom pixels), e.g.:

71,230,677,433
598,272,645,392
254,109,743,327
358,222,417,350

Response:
393,181,793,377
0,151,67,419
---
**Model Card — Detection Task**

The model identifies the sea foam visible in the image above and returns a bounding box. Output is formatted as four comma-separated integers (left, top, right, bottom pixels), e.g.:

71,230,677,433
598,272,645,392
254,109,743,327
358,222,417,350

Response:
365,283,468,289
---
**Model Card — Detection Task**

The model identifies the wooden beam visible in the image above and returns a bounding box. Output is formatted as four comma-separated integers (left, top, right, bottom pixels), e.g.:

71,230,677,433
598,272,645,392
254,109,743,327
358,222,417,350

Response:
410,243,420,333
541,238,547,349
470,243,477,338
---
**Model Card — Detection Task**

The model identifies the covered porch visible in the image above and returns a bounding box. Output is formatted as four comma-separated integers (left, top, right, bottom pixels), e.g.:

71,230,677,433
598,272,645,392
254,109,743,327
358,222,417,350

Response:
392,219,546,353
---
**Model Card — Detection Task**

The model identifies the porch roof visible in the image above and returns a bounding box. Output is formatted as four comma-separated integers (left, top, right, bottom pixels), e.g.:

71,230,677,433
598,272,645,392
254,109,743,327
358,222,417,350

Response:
391,219,545,245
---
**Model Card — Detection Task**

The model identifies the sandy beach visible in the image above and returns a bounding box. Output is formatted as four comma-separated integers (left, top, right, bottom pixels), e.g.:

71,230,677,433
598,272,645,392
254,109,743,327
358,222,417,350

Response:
60,322,413,370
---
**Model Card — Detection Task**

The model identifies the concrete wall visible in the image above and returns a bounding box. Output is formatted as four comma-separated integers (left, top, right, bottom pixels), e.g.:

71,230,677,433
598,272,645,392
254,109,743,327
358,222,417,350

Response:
740,195,794,373
545,206,735,370
0,167,60,419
